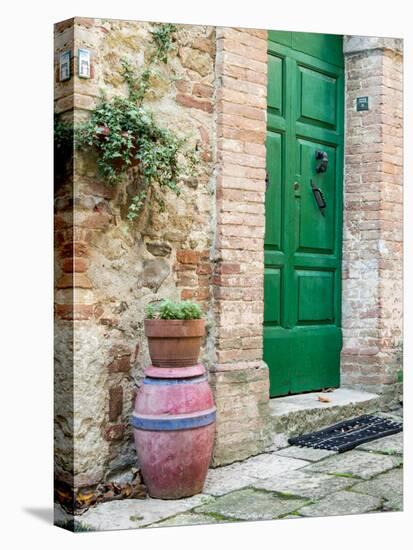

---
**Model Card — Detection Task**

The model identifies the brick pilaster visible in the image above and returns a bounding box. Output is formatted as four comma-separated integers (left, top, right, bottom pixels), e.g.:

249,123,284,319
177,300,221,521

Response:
342,37,403,407
210,27,271,465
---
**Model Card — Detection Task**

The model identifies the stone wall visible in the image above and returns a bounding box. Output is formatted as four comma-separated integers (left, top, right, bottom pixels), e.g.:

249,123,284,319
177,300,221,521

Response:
342,36,403,408
54,17,217,497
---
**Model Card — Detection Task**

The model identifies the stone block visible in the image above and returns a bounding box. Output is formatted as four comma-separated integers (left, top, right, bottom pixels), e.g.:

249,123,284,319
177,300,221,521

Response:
253,469,357,499
350,467,403,510
79,494,214,530
195,488,309,521
108,386,123,422
357,432,403,455
298,490,383,517
303,449,402,479
275,446,337,462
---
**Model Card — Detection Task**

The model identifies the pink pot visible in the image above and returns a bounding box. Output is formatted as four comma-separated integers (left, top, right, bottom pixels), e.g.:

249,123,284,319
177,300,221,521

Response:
131,364,215,499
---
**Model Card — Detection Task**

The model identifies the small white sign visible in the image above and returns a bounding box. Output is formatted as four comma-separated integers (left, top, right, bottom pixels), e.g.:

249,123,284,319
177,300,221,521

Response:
59,50,71,81
78,48,91,79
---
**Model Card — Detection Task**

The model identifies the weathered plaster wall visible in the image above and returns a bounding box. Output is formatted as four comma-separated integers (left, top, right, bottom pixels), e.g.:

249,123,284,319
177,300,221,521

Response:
54,17,217,493
342,36,403,408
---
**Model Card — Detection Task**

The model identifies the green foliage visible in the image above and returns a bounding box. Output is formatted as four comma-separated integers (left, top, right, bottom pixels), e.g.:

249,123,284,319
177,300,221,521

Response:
145,303,155,319
146,299,203,320
54,116,74,182
54,115,74,149
68,23,197,221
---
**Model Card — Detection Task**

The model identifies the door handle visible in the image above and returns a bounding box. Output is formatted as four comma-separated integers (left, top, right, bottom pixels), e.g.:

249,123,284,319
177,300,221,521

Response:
310,179,326,216
315,150,328,173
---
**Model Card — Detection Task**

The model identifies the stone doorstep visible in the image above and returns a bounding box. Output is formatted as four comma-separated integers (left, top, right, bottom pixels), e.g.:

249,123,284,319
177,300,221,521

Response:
267,388,381,445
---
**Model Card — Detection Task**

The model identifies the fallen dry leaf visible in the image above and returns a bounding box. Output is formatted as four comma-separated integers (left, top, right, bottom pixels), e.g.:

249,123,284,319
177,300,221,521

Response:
317,395,332,403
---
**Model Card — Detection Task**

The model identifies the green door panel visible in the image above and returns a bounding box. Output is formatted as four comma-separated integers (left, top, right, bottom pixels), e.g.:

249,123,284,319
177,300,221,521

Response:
268,30,343,67
264,326,342,395
265,132,283,249
265,33,344,397
267,56,283,114
295,139,336,253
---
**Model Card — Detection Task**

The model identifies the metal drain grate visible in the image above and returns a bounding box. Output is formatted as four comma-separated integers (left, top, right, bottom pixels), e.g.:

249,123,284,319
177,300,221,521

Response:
288,415,402,453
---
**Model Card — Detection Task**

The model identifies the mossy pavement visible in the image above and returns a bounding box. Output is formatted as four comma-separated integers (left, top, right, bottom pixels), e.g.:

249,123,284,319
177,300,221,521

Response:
59,413,403,531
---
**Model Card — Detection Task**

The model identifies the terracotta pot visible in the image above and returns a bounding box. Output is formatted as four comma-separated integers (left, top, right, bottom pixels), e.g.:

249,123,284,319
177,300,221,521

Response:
132,364,216,499
144,319,205,368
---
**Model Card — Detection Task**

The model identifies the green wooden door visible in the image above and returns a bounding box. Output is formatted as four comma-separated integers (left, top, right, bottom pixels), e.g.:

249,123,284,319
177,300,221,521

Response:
264,31,344,397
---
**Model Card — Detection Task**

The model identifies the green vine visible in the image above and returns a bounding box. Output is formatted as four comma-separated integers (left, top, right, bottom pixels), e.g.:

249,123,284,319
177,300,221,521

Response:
56,23,197,222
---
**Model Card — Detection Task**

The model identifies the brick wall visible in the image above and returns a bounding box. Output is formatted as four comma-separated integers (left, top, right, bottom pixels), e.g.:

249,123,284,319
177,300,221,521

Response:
209,27,271,466
342,36,403,407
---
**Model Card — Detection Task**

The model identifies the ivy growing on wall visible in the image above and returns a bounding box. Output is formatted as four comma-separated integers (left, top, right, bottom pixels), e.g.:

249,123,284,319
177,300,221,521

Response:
55,23,197,221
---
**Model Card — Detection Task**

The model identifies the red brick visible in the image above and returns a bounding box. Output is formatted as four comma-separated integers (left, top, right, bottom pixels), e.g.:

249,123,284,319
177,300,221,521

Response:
192,83,213,98
60,241,89,258
109,386,123,422
61,257,88,273
55,304,94,320
56,273,93,289
196,288,210,301
197,263,212,275
176,93,213,113
218,263,241,275
108,355,131,374
175,79,190,93
173,263,197,272
176,250,200,264
197,275,211,287
104,424,125,441
181,289,195,300
110,344,132,357
219,126,265,144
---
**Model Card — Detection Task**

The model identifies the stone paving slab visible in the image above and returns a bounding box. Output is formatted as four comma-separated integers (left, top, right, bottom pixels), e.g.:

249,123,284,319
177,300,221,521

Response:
303,449,402,480
203,467,257,497
357,432,403,455
350,467,403,511
275,446,336,462
195,488,309,521
298,490,383,517
151,512,228,528
252,469,357,499
79,493,214,530
203,453,307,496
238,453,308,479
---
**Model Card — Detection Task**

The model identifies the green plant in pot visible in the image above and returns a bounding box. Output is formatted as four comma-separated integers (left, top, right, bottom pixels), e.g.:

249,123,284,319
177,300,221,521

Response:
144,300,205,368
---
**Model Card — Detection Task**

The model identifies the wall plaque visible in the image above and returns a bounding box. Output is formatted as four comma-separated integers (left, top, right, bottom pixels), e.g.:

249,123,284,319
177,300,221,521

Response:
356,96,369,111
